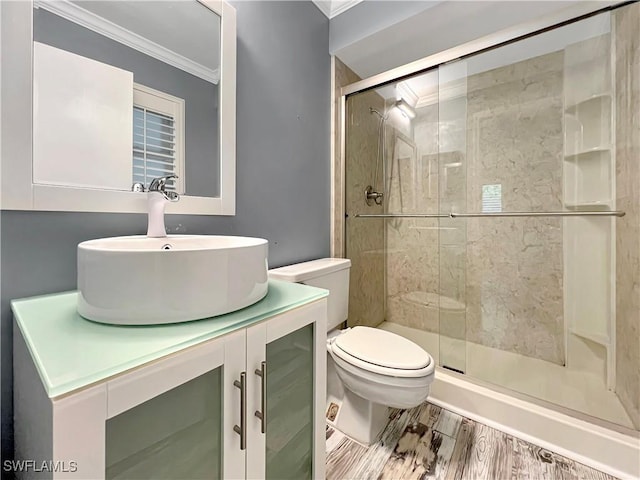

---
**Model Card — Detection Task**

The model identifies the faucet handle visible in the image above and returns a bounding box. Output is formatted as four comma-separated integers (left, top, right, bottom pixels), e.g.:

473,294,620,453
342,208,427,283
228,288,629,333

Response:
164,191,179,202
131,182,145,193
148,175,178,192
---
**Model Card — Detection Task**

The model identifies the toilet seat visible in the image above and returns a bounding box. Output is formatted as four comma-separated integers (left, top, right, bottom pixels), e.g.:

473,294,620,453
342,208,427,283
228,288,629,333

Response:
331,326,433,378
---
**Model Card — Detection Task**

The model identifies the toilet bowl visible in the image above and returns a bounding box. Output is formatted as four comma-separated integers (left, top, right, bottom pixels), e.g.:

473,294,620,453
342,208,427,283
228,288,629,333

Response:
328,326,434,409
268,258,435,445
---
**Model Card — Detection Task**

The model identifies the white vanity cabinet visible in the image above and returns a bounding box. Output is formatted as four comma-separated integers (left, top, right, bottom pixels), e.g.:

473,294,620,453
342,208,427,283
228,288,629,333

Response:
246,308,326,480
13,281,327,480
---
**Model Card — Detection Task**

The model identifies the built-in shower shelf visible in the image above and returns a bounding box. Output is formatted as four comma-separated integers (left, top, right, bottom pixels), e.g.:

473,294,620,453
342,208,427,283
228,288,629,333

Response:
564,93,611,115
562,148,612,207
564,94,612,152
563,146,612,162
563,201,612,209
563,31,615,391
569,327,610,346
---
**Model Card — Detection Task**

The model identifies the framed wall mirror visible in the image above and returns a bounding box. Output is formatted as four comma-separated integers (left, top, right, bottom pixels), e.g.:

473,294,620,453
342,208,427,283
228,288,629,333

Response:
1,0,236,215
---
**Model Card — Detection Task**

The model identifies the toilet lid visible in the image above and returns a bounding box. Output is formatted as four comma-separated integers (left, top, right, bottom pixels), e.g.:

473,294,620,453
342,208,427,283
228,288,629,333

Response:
333,327,432,371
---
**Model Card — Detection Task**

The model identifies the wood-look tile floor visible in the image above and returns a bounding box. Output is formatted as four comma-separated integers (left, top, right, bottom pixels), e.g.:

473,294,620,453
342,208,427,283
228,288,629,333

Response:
326,402,618,480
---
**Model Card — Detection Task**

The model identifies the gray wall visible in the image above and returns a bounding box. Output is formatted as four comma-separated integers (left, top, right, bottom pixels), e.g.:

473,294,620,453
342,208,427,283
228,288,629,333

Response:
34,8,220,198
1,0,330,463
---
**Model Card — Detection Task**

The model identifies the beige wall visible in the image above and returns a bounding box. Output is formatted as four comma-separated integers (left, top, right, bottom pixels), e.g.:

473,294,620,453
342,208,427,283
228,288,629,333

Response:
614,3,640,429
338,58,386,328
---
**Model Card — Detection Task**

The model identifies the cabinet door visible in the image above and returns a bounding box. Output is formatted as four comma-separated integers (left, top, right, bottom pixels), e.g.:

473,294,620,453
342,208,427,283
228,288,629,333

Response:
246,299,327,480
105,369,222,479
103,331,246,479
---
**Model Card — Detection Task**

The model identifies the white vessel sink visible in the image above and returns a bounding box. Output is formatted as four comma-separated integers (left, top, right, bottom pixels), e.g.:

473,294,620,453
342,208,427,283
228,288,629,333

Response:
77,235,268,325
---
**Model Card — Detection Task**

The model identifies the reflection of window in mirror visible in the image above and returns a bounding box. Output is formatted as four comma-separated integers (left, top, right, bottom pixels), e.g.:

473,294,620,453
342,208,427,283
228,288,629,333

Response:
132,84,185,194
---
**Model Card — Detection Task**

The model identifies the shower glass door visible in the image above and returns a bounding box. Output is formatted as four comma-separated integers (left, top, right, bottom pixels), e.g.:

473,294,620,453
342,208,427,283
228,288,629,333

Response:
344,1,639,431
432,6,637,430
437,61,468,374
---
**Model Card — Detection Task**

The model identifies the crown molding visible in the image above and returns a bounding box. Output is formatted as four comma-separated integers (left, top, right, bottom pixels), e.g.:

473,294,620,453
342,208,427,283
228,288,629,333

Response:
330,0,363,18
396,82,419,106
415,80,468,108
312,0,332,18
312,0,362,19
34,0,220,84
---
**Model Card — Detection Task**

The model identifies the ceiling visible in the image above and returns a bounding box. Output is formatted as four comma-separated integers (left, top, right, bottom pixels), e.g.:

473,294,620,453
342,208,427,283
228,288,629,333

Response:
329,0,615,80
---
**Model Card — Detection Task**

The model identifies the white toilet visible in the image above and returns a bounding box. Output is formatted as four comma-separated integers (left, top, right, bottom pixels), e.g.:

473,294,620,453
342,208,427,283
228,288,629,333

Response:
268,258,435,445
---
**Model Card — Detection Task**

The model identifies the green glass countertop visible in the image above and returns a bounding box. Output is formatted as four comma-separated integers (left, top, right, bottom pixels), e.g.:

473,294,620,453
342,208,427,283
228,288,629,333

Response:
12,279,328,398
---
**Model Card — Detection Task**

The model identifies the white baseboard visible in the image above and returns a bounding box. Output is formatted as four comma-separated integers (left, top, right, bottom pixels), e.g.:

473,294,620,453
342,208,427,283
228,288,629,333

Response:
429,370,640,480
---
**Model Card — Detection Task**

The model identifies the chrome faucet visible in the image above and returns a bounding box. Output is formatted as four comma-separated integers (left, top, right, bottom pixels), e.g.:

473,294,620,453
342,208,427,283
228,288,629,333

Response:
147,175,180,238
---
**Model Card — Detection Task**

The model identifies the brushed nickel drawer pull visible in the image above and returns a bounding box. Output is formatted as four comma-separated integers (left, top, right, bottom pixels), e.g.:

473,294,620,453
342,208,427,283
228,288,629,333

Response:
254,361,267,434
233,371,247,450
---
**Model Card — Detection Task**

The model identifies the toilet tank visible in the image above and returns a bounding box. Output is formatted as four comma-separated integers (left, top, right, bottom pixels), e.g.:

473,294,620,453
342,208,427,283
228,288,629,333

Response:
268,258,351,331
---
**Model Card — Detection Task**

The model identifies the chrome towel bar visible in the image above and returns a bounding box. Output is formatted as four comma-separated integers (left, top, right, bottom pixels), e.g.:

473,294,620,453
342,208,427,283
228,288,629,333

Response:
354,210,626,218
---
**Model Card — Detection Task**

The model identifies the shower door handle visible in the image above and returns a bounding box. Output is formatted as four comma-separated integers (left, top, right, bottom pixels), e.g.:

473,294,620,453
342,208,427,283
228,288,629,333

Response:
254,361,267,434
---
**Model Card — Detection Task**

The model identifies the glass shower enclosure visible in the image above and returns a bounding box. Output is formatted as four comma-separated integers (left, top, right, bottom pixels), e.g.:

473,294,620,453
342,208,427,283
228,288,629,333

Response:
344,2,639,432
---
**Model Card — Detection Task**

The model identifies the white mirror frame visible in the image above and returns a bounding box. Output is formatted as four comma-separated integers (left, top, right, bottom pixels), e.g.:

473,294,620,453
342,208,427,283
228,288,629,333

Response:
0,0,236,215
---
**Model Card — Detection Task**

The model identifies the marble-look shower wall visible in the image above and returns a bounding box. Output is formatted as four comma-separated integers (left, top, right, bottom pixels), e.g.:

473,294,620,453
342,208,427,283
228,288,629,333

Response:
614,3,640,429
464,52,565,365
344,84,386,328
332,58,360,257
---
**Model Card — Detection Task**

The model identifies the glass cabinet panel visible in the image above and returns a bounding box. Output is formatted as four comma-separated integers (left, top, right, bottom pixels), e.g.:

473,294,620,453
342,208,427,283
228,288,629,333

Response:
106,368,222,479
265,323,314,480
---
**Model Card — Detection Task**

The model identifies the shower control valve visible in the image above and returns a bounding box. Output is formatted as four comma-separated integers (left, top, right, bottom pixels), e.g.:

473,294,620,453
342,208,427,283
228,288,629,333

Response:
365,185,384,206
